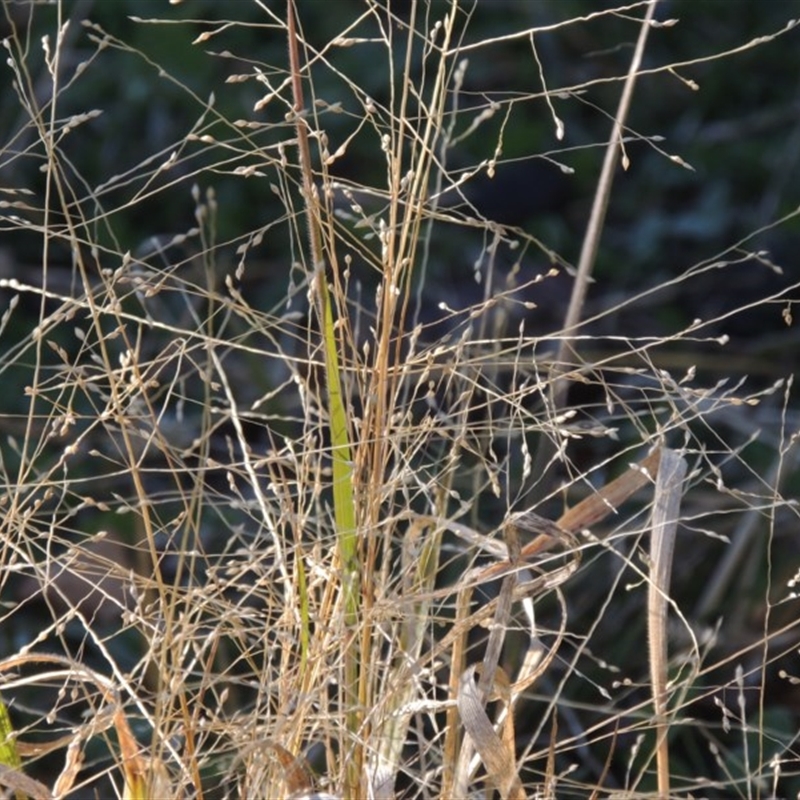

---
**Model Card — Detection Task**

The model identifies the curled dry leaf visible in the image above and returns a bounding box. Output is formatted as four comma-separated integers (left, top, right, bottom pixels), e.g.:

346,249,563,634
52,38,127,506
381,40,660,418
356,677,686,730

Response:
265,740,319,798
458,665,524,800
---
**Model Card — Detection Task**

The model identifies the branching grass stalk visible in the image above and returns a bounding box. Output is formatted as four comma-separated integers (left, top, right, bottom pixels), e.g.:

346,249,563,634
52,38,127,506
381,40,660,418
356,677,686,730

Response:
531,0,659,498
287,2,360,792
12,11,209,790
45,194,202,792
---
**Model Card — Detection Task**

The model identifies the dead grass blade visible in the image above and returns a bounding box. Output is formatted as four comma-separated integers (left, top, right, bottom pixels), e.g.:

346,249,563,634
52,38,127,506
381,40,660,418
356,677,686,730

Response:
458,665,525,800
647,447,688,798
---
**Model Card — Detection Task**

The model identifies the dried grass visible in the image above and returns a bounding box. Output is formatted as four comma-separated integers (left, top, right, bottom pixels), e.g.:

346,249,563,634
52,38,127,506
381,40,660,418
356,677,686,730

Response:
0,1,798,798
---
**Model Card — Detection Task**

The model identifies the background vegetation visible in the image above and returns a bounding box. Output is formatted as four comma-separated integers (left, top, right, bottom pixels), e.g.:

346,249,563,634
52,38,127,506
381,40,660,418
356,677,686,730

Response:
0,0,798,797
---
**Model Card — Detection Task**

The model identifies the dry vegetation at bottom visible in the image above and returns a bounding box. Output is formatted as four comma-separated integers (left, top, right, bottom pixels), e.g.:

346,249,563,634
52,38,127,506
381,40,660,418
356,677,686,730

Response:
0,1,798,798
